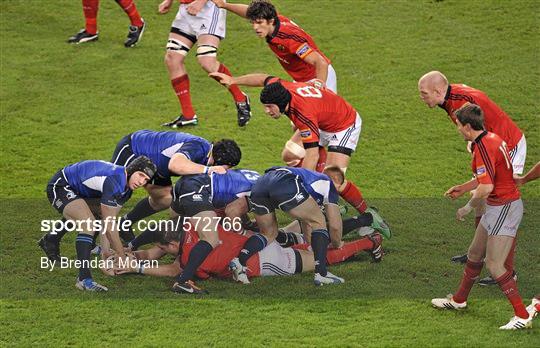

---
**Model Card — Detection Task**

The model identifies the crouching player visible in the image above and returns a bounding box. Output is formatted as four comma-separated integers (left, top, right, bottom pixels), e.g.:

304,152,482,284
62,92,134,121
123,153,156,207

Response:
169,168,261,294
111,129,241,240
230,166,345,286
40,157,156,291
115,224,383,282
431,104,532,330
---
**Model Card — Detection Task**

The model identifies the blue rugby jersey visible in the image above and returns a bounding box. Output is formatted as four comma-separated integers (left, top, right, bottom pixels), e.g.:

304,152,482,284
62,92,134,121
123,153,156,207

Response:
131,130,211,178
62,160,132,207
211,169,260,208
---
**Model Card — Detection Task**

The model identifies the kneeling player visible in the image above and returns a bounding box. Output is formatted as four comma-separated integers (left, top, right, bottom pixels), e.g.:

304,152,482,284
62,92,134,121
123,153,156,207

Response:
230,166,345,286
39,157,156,291
169,168,261,294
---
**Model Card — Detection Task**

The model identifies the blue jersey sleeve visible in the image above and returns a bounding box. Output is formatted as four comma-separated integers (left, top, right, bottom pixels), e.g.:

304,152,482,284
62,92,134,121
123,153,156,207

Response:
327,182,339,205
177,141,210,165
101,176,131,207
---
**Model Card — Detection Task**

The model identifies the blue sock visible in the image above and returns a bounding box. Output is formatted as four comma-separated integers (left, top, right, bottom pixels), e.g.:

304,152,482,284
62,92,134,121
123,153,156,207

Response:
75,234,94,280
311,229,330,276
238,234,267,266
176,240,213,283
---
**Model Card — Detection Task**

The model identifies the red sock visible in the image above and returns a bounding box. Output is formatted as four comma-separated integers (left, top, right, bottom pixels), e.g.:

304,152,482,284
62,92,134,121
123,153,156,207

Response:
326,238,374,265
115,0,143,27
82,0,99,35
171,75,195,119
453,259,483,303
316,147,327,173
340,181,367,213
504,237,516,273
495,271,529,319
212,63,246,103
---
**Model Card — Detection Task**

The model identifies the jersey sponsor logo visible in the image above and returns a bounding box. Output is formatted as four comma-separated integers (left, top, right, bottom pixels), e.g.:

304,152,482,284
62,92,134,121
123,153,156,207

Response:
192,194,203,201
476,165,487,177
300,129,312,138
295,193,305,202
55,200,63,208
296,43,312,58
65,191,76,200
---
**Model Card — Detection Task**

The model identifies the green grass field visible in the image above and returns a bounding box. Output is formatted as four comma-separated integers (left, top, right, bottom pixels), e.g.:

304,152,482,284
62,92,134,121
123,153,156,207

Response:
1,0,539,346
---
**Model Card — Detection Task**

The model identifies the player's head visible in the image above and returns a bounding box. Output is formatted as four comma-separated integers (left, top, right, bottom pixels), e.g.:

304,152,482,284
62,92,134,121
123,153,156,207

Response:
418,71,449,108
455,103,485,140
260,82,291,117
126,156,157,189
156,219,185,254
323,166,346,190
211,139,242,168
246,0,278,38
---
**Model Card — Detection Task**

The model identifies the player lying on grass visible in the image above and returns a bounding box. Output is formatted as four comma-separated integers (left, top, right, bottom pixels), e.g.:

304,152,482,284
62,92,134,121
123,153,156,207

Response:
39,157,156,292
110,221,384,284
419,71,526,285
212,0,337,166
431,104,532,330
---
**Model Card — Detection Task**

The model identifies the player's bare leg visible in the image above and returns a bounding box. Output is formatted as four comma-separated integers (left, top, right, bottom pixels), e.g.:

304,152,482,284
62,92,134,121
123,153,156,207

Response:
198,34,251,126
163,33,198,127
63,199,108,292
485,234,531,329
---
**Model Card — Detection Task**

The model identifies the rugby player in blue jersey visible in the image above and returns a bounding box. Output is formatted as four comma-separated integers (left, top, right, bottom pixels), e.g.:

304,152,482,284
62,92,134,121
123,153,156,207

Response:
110,130,242,240
169,168,260,294
39,157,156,292
230,166,346,286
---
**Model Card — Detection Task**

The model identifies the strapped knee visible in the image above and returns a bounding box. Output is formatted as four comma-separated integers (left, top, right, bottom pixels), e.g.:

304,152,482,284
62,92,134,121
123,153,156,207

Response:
196,45,218,57
166,39,190,56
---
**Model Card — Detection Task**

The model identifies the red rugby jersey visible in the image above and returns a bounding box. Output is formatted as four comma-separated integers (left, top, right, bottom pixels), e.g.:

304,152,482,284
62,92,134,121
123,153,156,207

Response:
179,227,260,279
265,77,357,144
440,84,523,150
471,131,520,205
266,15,331,82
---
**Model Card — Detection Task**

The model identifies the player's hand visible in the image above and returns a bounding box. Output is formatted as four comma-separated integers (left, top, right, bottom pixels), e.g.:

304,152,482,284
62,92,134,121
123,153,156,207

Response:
210,0,226,8
513,174,526,187
187,0,206,16
208,165,227,174
444,185,465,200
209,72,233,87
307,78,326,90
456,205,473,221
158,0,173,14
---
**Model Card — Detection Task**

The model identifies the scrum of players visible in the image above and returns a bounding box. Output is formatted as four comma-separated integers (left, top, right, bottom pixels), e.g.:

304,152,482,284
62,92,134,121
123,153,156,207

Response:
42,0,537,330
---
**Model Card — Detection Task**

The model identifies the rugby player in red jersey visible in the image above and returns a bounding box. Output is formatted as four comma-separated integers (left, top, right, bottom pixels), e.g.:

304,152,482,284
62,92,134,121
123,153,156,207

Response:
114,224,383,282
68,0,145,47
211,73,383,223
159,0,252,128
212,0,336,170
418,71,526,285
431,104,532,330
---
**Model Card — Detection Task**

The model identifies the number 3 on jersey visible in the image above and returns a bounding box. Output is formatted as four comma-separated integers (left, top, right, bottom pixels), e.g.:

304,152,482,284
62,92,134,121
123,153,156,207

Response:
296,86,322,98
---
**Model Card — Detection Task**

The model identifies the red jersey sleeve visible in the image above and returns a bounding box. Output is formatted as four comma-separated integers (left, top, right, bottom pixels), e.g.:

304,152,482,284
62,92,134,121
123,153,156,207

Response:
473,145,496,185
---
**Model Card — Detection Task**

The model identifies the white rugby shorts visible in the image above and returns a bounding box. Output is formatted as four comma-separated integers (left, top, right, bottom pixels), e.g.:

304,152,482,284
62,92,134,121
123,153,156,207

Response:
171,1,226,40
259,242,297,276
319,113,362,152
480,199,523,237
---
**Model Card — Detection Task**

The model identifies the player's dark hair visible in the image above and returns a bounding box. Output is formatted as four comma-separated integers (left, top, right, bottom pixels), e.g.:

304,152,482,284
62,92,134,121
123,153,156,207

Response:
126,156,157,180
212,139,242,167
455,103,485,131
323,166,345,186
260,82,291,113
156,217,185,245
246,0,278,22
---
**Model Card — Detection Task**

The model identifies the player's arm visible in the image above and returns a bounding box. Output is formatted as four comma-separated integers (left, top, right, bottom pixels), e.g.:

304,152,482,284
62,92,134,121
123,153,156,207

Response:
302,146,319,171
133,245,167,260
209,73,270,87
444,178,478,200
456,183,493,221
158,0,174,14
168,153,226,176
211,0,248,17
325,203,343,249
100,204,125,256
515,161,540,186
303,51,329,86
